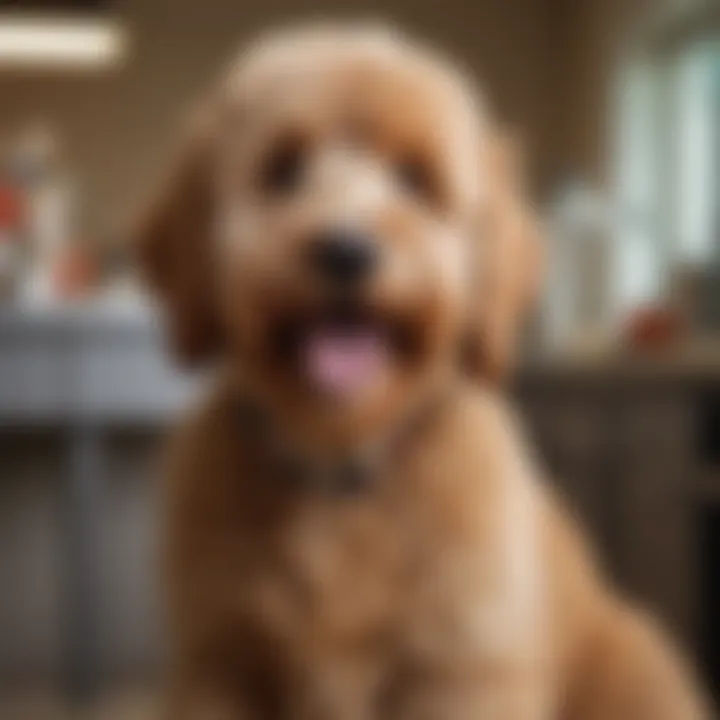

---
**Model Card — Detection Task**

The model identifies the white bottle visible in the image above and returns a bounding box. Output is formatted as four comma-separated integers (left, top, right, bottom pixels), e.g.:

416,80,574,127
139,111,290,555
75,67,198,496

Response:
12,125,77,306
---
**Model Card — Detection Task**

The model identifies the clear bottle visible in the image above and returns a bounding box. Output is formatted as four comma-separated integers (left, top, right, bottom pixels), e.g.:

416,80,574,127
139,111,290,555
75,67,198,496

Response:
544,180,616,356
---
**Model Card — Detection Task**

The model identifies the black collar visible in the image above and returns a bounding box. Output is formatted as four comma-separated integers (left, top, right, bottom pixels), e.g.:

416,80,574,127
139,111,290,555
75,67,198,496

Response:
232,386,451,498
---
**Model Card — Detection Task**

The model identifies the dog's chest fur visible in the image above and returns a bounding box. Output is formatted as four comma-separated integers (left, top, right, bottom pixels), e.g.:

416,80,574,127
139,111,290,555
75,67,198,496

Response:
168,385,545,717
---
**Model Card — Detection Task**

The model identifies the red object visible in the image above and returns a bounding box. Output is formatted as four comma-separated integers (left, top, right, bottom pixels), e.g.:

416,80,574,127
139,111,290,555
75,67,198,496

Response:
53,246,99,299
625,306,684,350
0,183,24,231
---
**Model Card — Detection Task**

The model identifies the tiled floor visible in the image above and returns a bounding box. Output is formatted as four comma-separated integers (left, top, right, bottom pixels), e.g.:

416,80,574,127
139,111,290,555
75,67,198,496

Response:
0,692,158,720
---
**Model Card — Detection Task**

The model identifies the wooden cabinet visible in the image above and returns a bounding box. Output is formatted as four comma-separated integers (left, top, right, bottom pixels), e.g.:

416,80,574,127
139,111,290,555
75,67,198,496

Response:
517,365,719,653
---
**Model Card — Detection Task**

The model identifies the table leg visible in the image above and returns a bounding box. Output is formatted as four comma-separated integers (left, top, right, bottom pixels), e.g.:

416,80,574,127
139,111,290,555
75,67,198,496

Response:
64,424,105,701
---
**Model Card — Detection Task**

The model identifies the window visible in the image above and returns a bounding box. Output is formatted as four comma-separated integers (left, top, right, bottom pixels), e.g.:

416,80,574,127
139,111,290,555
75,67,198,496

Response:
613,26,719,317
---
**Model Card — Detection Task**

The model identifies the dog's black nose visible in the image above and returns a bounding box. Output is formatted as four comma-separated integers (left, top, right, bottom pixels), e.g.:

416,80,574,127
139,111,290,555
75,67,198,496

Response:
308,229,377,284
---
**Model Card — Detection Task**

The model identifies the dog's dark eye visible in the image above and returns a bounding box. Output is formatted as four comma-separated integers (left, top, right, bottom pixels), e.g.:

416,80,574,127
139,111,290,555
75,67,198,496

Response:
395,157,438,204
261,137,306,196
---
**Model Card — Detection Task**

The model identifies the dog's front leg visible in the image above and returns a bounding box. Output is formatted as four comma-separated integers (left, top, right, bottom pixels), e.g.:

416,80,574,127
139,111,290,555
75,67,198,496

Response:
388,662,552,720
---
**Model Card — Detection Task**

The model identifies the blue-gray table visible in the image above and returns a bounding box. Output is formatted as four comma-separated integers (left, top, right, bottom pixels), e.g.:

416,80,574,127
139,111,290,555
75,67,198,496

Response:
0,304,196,700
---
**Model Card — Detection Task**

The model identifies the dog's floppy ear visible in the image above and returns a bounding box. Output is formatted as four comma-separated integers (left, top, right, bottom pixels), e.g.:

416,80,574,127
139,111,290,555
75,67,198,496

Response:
464,129,543,382
135,105,223,365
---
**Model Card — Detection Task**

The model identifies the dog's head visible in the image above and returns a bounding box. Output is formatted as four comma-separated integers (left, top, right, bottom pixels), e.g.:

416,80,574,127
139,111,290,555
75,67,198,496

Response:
137,24,540,459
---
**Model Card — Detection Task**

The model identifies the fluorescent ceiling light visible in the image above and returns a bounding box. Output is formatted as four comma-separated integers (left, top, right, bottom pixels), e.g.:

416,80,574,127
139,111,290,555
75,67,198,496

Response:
0,16,127,70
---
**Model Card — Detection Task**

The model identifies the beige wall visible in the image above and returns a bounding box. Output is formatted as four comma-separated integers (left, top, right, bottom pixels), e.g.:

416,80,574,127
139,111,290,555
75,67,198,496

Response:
0,0,559,238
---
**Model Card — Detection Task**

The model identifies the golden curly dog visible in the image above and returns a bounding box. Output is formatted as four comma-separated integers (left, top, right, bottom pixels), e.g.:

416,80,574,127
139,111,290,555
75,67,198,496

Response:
137,24,710,720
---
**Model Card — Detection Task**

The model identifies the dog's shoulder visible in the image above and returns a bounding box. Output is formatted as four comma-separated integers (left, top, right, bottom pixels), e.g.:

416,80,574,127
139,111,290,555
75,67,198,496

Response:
423,381,533,481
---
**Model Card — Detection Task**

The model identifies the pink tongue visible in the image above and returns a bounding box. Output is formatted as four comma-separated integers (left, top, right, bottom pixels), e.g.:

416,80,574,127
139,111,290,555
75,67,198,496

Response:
304,328,384,395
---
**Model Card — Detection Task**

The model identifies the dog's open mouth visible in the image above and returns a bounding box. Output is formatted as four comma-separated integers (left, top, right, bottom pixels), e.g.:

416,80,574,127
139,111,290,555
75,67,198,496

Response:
303,322,386,395
270,306,418,397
